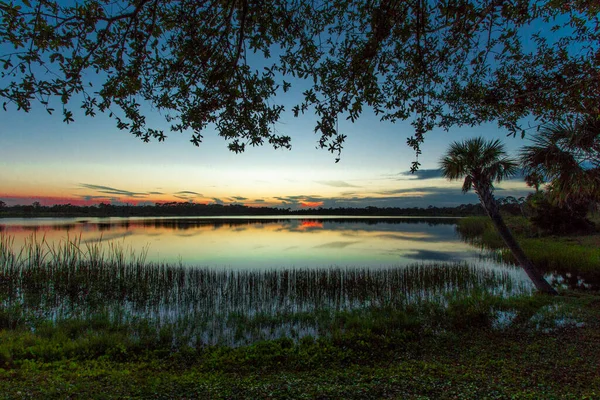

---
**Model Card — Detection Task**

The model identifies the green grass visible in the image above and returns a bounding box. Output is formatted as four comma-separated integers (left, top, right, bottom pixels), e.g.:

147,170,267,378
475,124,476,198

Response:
457,216,600,288
0,293,599,398
2,231,599,398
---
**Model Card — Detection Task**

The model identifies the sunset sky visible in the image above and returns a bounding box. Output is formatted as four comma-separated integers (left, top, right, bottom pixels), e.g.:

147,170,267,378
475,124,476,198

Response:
0,96,533,209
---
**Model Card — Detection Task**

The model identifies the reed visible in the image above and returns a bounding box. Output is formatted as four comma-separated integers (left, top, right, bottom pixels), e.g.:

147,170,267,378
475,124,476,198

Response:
1,233,529,346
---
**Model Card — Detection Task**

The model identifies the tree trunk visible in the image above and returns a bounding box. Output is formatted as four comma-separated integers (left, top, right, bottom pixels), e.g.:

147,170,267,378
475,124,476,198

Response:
475,184,558,295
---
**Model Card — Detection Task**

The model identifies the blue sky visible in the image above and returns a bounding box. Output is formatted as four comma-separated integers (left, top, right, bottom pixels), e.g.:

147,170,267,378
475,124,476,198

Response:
2,0,562,209
0,94,534,208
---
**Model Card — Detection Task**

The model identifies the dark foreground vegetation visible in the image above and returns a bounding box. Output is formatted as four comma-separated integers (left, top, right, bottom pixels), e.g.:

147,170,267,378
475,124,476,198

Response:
1,293,599,398
1,232,600,398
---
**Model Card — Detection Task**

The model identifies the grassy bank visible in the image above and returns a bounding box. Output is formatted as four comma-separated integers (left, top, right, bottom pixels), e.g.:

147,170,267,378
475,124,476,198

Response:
457,216,600,289
2,233,599,398
1,292,599,398
0,295,600,399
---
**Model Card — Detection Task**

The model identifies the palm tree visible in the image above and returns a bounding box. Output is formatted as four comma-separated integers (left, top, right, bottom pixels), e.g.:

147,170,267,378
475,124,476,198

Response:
440,137,557,295
520,115,600,207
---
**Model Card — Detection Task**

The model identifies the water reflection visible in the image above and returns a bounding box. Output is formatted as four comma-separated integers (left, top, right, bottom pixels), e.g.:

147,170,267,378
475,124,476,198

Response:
0,216,500,269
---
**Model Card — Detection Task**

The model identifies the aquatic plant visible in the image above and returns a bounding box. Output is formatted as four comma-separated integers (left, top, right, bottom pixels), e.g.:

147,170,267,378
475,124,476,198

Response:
1,234,530,345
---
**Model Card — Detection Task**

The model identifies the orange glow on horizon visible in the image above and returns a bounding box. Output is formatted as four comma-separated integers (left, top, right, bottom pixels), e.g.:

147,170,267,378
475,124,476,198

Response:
0,195,166,207
300,201,324,208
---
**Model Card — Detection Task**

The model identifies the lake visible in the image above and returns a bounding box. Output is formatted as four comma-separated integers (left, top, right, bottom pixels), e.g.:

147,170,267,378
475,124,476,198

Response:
1,216,535,345
1,215,519,270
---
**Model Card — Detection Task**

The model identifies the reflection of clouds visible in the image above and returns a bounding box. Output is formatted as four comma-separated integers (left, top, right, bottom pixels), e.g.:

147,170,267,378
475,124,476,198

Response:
376,232,433,241
337,228,450,243
82,231,133,243
5,218,508,271
143,232,163,237
314,241,361,249
175,232,201,237
403,250,472,262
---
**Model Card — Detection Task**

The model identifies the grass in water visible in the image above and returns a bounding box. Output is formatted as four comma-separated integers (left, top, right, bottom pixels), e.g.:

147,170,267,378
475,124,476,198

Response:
1,233,530,346
1,234,599,398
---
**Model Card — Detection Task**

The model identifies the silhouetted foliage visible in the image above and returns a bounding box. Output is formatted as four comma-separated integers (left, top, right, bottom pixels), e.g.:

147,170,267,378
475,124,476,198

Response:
440,137,556,294
1,1,599,166
0,201,485,218
525,192,594,235
520,114,600,206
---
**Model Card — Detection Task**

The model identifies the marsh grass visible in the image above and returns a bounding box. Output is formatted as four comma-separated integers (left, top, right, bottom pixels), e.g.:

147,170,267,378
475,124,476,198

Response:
457,217,600,289
1,233,530,346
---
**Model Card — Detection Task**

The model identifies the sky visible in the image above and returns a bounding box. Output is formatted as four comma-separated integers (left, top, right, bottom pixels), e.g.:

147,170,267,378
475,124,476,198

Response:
0,96,534,209
0,2,549,210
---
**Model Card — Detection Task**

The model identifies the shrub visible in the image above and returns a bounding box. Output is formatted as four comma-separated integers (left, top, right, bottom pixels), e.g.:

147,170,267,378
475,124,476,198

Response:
525,193,594,234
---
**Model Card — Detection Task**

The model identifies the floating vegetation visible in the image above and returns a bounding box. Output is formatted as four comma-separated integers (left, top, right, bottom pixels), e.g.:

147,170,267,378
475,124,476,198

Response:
1,234,531,346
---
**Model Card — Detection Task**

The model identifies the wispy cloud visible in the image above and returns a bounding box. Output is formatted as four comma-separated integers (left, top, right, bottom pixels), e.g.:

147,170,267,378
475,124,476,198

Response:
396,169,442,180
78,195,112,201
397,168,526,182
78,184,147,198
230,196,248,201
316,180,360,188
173,195,194,201
175,191,201,196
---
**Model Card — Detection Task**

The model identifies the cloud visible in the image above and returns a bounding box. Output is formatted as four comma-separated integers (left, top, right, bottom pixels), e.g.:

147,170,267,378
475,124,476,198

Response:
148,191,164,195
230,196,248,201
211,198,224,204
79,184,147,198
254,199,265,203
277,182,533,209
397,168,527,182
316,180,360,188
79,195,111,201
396,169,443,180
300,201,324,207
175,191,201,195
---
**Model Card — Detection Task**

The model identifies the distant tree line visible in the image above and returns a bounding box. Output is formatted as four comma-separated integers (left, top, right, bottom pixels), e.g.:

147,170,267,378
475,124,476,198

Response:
0,201,490,218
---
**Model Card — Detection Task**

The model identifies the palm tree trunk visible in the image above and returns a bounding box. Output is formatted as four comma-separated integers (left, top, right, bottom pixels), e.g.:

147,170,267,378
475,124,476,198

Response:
476,184,558,295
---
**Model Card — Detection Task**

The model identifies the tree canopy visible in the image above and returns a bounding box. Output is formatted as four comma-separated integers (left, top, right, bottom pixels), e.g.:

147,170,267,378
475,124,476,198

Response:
520,114,600,206
1,0,599,168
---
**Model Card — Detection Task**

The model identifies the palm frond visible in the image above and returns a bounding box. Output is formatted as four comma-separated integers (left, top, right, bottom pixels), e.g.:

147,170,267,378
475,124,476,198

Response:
440,137,517,192
520,114,600,206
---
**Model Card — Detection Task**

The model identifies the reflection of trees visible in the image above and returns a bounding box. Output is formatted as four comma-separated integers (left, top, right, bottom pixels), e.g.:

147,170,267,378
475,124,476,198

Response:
1,217,460,234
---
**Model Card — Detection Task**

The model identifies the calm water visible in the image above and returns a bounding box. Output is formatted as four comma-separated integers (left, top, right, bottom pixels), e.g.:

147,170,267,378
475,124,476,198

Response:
1,216,535,345
1,215,515,270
